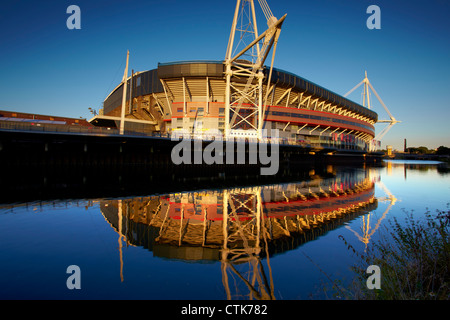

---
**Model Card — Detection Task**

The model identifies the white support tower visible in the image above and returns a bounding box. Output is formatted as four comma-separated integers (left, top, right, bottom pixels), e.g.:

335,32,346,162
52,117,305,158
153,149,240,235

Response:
224,0,286,141
119,50,130,135
344,72,400,150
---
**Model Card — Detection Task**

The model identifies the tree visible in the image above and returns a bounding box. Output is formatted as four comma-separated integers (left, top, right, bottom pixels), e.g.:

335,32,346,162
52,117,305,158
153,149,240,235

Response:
436,146,450,155
406,146,433,154
417,146,430,154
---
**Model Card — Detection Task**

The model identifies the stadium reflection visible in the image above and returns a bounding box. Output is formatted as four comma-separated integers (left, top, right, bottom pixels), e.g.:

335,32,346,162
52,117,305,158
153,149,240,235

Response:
101,166,380,300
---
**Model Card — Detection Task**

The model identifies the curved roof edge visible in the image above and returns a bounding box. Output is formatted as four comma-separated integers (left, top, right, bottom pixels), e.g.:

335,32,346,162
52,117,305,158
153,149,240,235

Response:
156,60,377,121
104,61,377,122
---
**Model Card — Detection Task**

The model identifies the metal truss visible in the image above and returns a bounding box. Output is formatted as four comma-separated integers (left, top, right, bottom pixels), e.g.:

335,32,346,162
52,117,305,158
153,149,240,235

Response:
224,0,287,140
345,72,401,148
119,51,130,135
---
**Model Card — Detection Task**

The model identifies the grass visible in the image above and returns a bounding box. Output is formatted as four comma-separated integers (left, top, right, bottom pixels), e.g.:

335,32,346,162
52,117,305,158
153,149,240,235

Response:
332,207,450,300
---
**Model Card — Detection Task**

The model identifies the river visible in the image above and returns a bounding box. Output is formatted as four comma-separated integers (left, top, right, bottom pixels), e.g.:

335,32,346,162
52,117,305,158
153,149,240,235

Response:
0,160,448,300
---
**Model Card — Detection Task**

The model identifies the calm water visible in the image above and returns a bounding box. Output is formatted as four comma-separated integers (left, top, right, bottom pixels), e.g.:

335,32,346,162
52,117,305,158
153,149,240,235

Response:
0,160,449,300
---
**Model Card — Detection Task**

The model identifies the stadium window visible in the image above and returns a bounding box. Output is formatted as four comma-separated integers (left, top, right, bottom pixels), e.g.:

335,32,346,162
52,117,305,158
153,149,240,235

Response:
136,76,141,87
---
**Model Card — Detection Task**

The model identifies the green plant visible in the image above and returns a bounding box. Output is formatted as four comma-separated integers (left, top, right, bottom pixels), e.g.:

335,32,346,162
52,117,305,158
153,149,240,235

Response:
339,207,449,300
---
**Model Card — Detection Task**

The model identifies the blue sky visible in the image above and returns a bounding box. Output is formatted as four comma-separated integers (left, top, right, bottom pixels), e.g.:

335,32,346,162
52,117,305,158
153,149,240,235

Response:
0,0,449,150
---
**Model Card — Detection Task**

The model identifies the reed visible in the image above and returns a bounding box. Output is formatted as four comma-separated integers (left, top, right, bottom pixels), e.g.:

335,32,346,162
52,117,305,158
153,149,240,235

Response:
337,206,449,300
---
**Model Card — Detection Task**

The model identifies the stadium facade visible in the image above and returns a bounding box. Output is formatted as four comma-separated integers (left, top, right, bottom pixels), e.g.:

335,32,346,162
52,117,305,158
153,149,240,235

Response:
91,61,378,152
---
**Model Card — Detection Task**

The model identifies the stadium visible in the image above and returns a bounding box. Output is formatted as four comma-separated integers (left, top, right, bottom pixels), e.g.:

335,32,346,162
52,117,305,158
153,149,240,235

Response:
89,0,383,154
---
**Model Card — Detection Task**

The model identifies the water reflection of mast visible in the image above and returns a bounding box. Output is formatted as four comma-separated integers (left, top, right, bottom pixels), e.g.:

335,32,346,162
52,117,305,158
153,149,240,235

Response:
221,187,275,300
118,200,125,282
345,180,396,250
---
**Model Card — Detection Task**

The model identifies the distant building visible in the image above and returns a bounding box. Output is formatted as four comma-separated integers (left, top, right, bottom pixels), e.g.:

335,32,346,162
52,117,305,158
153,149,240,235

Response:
387,145,393,156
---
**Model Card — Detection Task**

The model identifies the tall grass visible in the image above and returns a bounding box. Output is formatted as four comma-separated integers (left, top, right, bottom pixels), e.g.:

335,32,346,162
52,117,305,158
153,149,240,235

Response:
338,207,449,300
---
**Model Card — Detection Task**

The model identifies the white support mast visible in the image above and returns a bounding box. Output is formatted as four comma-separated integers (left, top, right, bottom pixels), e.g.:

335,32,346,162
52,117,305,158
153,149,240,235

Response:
224,0,286,141
344,71,400,149
119,50,130,135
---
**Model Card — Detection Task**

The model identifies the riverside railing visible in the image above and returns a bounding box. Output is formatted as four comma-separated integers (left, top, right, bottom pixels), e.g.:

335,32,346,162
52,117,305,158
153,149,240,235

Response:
0,120,367,151
0,120,170,138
